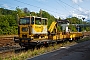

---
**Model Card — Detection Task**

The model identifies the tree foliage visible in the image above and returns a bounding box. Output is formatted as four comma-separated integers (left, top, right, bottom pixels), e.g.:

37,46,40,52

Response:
66,17,89,31
0,8,89,35
0,8,18,35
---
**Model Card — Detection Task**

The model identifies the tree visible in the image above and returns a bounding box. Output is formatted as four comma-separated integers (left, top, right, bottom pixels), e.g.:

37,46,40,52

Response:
16,7,26,17
30,12,37,16
23,8,29,13
23,7,30,16
0,8,18,35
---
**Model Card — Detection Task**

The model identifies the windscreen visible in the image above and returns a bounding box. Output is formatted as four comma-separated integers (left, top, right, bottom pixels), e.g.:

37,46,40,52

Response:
19,17,30,25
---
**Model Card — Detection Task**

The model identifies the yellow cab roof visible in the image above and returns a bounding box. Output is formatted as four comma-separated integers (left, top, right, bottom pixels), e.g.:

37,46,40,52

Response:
20,16,41,19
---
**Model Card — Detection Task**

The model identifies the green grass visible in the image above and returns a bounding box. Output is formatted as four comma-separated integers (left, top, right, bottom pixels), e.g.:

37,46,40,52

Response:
0,36,90,60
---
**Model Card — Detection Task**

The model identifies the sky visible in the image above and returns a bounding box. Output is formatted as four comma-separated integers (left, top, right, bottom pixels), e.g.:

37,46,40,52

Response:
0,0,90,21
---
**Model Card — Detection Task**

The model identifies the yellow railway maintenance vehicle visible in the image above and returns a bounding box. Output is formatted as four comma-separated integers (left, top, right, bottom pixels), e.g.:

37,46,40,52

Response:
14,16,83,48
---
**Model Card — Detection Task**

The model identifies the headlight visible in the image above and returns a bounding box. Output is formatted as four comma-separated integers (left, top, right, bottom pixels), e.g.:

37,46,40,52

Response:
22,27,28,32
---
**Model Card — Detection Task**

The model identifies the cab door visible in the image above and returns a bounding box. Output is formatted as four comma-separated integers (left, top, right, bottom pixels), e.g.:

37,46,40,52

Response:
19,25,29,38
19,17,30,38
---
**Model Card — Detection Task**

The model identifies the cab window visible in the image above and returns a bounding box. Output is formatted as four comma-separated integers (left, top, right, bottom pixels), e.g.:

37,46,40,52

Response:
35,18,41,25
42,19,47,25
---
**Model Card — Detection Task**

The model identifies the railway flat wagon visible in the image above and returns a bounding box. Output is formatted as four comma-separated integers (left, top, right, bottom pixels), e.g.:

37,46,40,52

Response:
69,32,83,40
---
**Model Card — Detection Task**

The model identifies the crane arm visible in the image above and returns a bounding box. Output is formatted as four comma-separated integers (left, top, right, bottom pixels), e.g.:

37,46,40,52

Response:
48,21,57,33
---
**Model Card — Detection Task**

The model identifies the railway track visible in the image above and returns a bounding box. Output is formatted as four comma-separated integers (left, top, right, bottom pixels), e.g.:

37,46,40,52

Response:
83,31,90,36
0,31,90,54
0,35,22,53
0,35,18,47
0,46,22,53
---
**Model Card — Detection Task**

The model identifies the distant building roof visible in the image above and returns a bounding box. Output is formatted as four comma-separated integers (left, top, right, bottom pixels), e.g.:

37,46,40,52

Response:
57,19,69,24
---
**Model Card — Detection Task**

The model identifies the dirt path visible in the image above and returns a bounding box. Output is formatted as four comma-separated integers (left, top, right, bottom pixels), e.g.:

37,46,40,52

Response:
27,40,90,60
